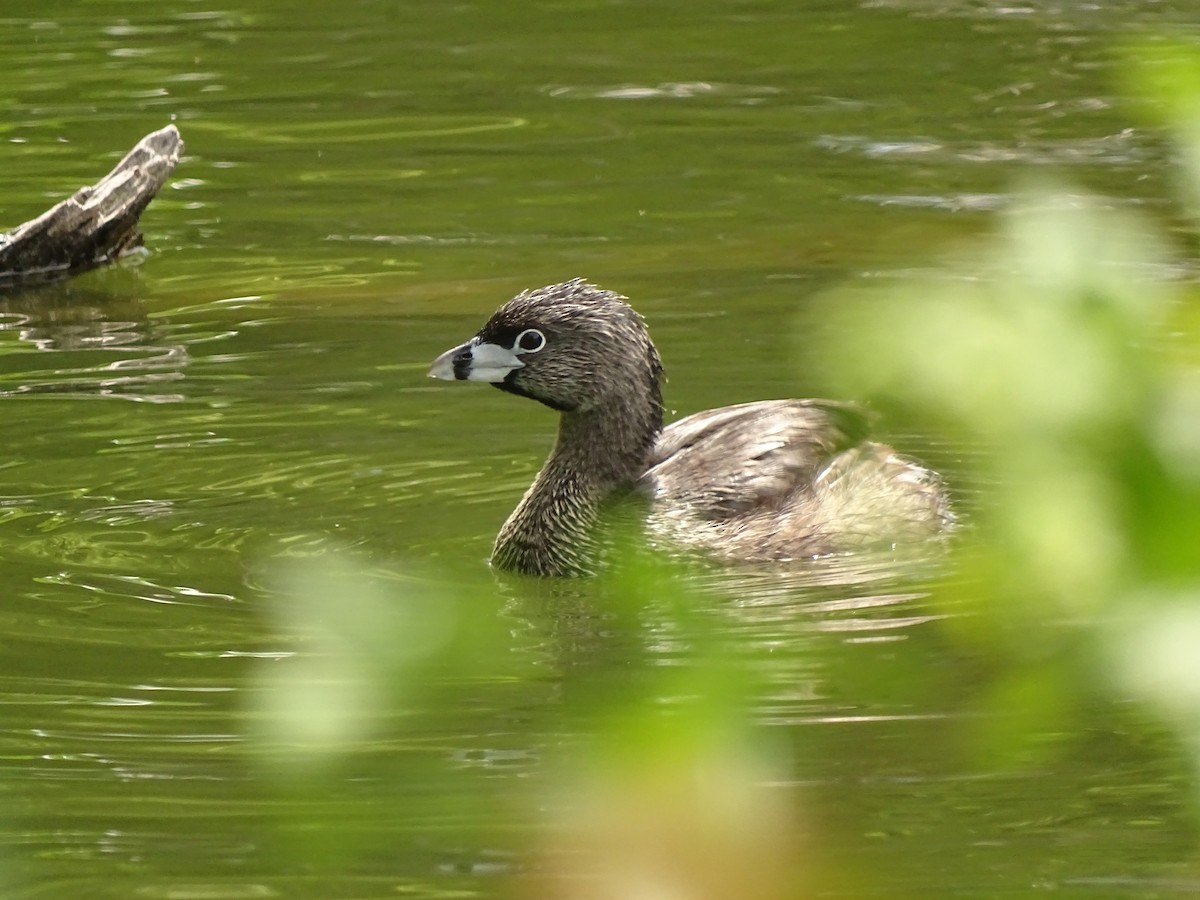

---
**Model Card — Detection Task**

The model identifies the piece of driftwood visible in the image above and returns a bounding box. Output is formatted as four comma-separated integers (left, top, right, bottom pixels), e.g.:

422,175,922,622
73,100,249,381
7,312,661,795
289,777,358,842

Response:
0,124,183,288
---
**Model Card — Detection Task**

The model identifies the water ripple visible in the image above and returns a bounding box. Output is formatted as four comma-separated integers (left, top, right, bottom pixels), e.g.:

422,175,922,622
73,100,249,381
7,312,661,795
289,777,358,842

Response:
544,81,780,101
850,193,1006,211
187,114,528,144
815,129,1144,167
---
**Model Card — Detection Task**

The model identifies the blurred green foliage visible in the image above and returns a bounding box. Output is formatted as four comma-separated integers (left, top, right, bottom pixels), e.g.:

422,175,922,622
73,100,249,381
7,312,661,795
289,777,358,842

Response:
252,43,1200,898
813,42,1200,777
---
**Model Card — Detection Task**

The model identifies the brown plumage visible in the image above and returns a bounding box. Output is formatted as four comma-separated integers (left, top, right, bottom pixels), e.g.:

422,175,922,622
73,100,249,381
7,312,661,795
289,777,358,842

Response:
429,279,953,576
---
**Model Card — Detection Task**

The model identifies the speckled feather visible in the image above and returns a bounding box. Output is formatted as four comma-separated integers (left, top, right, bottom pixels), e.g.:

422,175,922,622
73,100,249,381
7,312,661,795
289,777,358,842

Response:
643,400,953,561
433,279,953,576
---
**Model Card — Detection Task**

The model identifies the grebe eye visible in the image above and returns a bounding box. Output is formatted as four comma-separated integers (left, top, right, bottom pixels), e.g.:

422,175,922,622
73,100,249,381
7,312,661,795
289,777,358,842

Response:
516,328,546,353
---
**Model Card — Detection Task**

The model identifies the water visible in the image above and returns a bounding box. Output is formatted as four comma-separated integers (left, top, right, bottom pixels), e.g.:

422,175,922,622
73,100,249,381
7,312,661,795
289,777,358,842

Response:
1,1,1197,897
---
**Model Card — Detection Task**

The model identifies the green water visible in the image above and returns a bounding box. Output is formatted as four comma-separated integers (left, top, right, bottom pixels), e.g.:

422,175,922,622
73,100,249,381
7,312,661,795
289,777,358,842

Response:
2,2,1198,897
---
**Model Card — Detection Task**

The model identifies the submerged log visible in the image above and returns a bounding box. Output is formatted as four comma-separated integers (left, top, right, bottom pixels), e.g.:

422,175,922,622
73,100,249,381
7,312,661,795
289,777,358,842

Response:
0,124,183,288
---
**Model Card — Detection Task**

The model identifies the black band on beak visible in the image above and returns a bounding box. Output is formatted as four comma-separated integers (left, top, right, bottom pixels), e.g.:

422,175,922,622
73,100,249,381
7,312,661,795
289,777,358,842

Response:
451,345,474,380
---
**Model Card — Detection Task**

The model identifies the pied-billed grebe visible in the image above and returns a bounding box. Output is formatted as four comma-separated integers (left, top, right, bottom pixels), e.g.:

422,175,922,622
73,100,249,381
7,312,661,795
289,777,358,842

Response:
429,279,953,576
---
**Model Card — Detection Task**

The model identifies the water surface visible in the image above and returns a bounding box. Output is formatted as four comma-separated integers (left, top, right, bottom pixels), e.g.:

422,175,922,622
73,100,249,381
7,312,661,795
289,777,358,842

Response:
1,1,1197,896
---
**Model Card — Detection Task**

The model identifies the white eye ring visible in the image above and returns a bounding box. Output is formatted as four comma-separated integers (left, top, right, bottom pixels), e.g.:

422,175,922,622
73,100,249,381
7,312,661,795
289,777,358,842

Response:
514,328,546,354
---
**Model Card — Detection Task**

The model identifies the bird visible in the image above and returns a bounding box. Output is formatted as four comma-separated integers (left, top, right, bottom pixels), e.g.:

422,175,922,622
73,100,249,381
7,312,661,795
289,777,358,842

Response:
428,278,953,576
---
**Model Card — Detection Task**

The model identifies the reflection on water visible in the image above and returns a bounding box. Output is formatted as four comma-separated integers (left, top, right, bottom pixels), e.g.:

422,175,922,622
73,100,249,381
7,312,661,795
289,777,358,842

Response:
0,281,187,402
